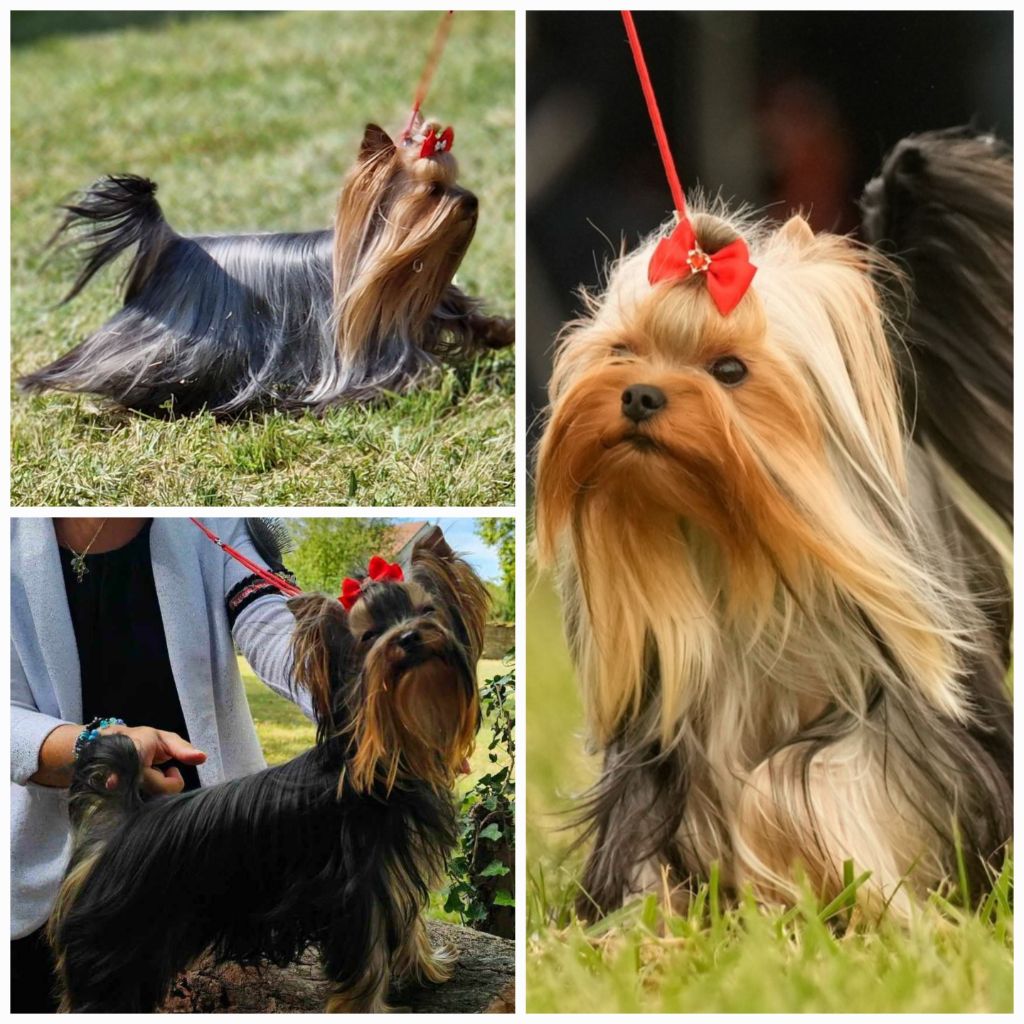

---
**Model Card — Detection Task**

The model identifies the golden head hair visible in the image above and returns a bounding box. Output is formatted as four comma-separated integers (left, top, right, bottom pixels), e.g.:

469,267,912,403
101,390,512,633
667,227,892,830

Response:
331,123,477,361
536,201,978,750
289,532,487,796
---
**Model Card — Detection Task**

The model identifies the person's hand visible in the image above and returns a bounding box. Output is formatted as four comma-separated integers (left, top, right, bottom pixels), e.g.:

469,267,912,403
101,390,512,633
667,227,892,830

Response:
104,725,207,795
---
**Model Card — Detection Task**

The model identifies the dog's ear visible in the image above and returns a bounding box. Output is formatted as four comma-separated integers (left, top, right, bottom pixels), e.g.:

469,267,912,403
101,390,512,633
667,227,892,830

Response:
778,214,815,248
359,123,396,161
411,530,489,663
412,524,454,561
288,594,351,736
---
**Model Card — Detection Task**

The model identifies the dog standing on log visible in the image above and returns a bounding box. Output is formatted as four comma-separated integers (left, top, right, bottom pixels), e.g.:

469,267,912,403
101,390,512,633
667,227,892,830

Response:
535,130,1012,921
19,119,513,416
48,529,489,1012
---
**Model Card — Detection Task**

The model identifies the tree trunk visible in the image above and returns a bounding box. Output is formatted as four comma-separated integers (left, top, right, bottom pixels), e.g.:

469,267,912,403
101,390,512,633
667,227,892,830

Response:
161,921,514,1013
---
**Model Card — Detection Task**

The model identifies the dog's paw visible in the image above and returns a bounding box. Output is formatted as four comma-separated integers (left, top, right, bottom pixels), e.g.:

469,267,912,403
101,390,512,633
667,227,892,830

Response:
474,315,515,350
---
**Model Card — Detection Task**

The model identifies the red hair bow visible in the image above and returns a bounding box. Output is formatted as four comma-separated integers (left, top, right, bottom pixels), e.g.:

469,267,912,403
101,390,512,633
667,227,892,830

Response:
648,217,756,316
420,125,454,158
339,556,405,610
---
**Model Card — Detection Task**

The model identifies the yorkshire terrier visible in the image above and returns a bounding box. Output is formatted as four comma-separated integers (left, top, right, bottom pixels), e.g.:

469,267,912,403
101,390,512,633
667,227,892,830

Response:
48,528,490,1012
536,129,1012,921
19,119,513,416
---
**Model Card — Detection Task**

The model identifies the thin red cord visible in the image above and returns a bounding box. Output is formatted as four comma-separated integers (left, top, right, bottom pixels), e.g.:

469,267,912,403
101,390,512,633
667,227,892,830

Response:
402,10,455,140
621,11,686,218
190,518,304,598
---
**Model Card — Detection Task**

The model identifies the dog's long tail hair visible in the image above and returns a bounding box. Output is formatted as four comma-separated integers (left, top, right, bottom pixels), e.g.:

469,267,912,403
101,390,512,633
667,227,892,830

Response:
48,175,170,305
862,129,1013,529
18,175,175,398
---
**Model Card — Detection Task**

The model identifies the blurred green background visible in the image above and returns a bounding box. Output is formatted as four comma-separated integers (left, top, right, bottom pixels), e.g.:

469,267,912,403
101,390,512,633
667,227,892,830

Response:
11,11,514,506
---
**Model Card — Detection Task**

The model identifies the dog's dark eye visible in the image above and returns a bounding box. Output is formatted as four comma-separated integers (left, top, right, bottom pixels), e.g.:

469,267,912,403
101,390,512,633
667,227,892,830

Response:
420,604,436,615
428,181,444,198
708,356,747,386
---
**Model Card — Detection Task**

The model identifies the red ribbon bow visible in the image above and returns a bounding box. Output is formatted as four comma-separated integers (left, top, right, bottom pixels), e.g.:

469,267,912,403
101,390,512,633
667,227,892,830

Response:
419,125,454,158
648,217,756,316
339,556,405,610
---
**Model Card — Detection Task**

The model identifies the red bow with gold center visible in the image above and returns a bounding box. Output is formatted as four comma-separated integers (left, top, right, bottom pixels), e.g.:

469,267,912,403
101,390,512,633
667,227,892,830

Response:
340,556,405,610
648,217,756,316
420,125,454,158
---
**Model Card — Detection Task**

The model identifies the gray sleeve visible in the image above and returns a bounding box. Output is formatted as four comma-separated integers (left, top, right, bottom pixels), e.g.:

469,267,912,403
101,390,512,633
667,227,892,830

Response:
220,519,315,723
11,646,74,786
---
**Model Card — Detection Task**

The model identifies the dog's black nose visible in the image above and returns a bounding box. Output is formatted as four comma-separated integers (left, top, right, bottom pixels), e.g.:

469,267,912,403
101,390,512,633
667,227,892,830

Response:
621,384,666,423
397,629,421,651
461,192,478,215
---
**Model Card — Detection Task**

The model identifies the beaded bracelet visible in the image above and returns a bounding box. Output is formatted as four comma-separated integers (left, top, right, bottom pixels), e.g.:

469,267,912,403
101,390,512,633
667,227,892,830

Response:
73,717,126,762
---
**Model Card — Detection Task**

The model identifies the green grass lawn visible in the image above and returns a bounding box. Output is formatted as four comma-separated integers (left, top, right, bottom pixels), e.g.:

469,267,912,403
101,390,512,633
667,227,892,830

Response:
11,11,513,506
527,570,1013,1013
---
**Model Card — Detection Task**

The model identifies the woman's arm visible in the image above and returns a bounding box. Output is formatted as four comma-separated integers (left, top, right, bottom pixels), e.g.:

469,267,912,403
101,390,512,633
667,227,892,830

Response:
219,519,315,721
15,639,206,793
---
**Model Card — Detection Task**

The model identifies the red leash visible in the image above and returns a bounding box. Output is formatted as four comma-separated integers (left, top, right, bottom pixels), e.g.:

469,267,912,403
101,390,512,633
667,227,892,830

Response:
402,10,455,141
189,518,303,598
621,11,686,219
621,10,756,315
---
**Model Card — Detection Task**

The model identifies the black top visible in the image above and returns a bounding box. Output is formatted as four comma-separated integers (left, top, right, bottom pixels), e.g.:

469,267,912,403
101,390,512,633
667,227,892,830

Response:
58,520,201,791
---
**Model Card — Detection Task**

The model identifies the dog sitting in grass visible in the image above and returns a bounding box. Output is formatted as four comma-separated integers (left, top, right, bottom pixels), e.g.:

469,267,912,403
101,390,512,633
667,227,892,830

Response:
19,119,513,416
535,129,1012,922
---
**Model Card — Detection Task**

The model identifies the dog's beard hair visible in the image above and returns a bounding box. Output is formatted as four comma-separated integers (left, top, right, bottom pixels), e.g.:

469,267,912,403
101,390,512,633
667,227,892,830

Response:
349,646,478,795
537,197,1011,916
333,141,477,371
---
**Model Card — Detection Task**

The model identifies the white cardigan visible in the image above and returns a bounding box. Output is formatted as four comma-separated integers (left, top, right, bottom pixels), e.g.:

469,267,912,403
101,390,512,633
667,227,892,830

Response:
10,517,313,938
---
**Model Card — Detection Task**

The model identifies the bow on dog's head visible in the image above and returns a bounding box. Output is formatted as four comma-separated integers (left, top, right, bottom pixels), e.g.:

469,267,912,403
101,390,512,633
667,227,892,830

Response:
537,202,971,747
288,527,488,794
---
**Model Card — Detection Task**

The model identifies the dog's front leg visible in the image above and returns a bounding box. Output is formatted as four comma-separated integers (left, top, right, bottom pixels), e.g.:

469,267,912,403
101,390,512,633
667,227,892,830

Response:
731,737,934,921
321,904,393,1013
576,745,691,921
391,914,455,987
432,284,515,351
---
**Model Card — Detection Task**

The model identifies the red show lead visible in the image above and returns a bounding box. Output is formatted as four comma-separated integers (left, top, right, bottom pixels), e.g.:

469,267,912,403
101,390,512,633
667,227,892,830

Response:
621,11,687,218
190,518,303,598
402,10,455,141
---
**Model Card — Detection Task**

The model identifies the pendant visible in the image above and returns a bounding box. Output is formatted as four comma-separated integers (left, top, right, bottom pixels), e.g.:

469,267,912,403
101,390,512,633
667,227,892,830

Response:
71,552,88,582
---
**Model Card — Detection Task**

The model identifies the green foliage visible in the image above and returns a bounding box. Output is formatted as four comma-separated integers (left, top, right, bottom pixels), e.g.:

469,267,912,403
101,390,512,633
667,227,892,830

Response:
477,518,514,620
11,10,513,506
286,518,393,594
444,666,515,936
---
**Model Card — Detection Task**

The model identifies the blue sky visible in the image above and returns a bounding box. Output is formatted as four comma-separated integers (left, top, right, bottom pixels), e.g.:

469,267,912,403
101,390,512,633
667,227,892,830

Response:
388,517,503,583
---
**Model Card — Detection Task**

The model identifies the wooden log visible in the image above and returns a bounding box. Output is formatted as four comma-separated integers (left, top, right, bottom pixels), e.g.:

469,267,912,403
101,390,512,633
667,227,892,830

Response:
161,921,514,1013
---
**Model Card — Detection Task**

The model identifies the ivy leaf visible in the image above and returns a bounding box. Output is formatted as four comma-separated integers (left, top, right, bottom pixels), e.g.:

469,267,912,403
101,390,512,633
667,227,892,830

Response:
466,903,489,922
493,890,515,907
479,860,510,878
478,823,503,842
